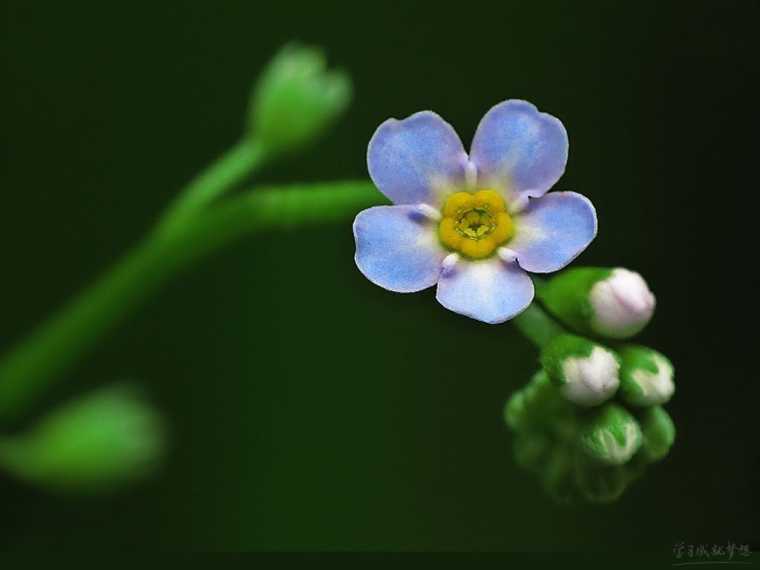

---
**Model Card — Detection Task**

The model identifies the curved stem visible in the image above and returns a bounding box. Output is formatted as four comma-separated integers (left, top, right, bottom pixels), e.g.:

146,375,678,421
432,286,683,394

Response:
155,138,268,238
0,181,382,422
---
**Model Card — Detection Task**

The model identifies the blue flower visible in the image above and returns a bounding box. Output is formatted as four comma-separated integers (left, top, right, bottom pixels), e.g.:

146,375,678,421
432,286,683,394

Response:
353,100,597,324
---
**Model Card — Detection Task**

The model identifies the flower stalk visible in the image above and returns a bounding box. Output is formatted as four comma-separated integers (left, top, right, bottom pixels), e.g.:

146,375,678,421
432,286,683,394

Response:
155,138,269,238
511,301,566,348
0,181,381,422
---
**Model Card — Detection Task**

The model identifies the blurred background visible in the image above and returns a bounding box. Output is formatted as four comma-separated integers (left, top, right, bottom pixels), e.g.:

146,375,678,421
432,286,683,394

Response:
3,0,758,552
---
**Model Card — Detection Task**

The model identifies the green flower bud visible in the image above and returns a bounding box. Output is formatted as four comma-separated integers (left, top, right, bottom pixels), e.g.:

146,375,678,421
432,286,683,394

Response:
573,457,630,504
618,345,675,406
639,406,676,462
538,267,655,339
578,403,642,465
540,334,620,407
505,370,571,431
540,444,583,504
0,385,164,491
248,43,352,156
513,430,553,473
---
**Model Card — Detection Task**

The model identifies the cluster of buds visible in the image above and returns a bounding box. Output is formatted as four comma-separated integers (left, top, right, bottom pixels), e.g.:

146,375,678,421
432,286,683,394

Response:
505,267,675,503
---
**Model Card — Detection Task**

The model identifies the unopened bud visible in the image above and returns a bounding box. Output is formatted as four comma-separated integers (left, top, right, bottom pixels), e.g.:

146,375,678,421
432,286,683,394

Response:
639,405,676,462
618,345,675,406
513,430,553,473
249,43,352,155
505,370,570,430
540,334,620,406
578,403,642,465
538,267,655,339
589,268,655,338
574,459,630,504
0,385,164,491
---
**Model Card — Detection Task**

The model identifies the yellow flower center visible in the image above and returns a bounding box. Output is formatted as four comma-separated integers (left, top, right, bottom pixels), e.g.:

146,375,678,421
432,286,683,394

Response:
438,190,514,259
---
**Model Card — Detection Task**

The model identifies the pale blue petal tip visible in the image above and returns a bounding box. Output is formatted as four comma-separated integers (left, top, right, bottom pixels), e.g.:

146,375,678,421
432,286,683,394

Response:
510,191,597,274
436,259,535,324
367,111,468,205
354,205,445,293
470,99,568,200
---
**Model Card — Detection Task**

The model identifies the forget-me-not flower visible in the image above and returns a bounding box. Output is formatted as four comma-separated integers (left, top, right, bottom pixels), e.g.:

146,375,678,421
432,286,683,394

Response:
353,100,597,324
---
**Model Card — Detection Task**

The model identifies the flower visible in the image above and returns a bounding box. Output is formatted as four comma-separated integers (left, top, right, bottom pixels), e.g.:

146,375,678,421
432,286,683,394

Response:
588,268,655,338
540,334,620,406
353,100,597,324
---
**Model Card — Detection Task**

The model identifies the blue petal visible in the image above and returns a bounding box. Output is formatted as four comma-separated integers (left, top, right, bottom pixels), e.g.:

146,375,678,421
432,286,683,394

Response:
470,100,568,205
367,111,469,206
436,258,534,324
354,205,446,293
510,191,597,273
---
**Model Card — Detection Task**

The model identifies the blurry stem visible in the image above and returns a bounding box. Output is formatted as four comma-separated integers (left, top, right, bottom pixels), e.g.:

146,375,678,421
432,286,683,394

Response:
0,181,383,422
513,299,566,349
155,138,268,238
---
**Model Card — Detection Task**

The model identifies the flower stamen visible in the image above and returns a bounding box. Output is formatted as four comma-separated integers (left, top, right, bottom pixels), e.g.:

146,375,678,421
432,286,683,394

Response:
438,190,514,259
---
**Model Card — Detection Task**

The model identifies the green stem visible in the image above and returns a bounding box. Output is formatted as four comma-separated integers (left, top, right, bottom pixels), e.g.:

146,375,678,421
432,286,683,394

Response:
155,138,268,238
513,299,566,349
0,181,382,422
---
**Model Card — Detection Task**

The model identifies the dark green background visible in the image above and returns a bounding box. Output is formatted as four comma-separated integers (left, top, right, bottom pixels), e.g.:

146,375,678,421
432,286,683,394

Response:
3,0,757,552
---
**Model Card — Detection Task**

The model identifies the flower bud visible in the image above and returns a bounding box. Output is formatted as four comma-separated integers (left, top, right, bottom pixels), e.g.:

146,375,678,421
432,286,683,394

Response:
639,405,676,462
540,334,620,406
578,403,642,465
248,43,352,156
513,430,553,473
505,370,570,430
538,267,655,339
573,458,630,504
540,443,582,504
618,345,675,406
0,385,164,491
588,268,656,338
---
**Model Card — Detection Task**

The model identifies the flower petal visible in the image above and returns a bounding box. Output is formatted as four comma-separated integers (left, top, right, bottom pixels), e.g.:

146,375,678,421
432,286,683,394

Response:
510,191,597,273
470,100,568,204
436,258,534,324
354,205,446,293
367,111,469,206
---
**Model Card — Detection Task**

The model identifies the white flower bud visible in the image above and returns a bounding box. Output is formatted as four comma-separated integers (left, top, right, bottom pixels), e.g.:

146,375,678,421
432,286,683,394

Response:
619,345,675,406
589,268,656,339
541,334,620,407
560,346,621,406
